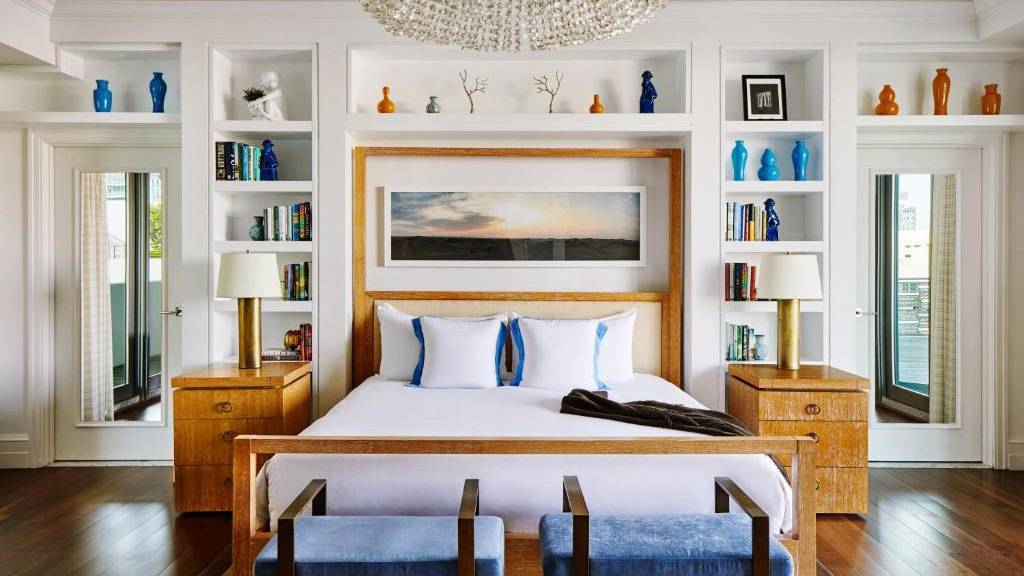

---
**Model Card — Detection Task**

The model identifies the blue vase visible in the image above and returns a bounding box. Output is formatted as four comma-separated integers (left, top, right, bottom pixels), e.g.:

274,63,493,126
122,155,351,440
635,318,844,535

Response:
93,79,112,112
791,140,809,181
731,140,748,181
757,149,780,181
149,72,167,113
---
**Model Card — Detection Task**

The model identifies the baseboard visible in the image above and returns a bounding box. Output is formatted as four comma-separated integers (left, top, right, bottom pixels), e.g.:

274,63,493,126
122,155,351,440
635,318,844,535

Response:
49,460,173,467
0,434,31,468
1007,440,1024,471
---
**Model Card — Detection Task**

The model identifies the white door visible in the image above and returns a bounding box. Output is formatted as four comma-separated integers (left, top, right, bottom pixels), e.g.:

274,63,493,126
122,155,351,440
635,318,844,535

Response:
54,146,181,461
856,146,983,463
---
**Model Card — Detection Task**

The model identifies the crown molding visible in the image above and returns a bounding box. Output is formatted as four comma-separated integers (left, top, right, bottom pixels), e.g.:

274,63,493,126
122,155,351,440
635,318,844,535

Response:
52,0,365,21
11,0,55,17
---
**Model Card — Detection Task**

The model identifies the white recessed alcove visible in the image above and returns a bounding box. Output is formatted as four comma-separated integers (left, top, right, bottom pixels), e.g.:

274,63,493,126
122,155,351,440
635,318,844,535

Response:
722,46,826,122
210,45,314,122
347,45,689,115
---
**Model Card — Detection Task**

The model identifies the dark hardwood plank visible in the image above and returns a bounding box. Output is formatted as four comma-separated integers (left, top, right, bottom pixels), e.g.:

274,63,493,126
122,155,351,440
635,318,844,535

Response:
1,466,1022,576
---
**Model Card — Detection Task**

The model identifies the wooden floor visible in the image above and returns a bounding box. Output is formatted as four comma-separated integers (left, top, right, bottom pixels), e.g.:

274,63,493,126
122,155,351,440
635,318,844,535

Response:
0,466,1022,575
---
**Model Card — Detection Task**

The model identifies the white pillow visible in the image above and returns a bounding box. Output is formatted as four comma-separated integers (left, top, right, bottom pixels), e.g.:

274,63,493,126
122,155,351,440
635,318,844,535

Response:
377,304,420,381
412,316,506,388
510,316,607,391
597,309,637,383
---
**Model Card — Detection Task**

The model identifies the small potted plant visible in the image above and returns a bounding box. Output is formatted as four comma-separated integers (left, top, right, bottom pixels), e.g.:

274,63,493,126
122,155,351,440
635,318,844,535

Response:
242,86,266,120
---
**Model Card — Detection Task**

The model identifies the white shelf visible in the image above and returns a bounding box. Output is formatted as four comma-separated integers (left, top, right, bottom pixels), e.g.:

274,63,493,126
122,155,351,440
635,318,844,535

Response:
0,111,181,127
344,113,693,139
723,181,824,195
213,180,313,195
212,120,313,140
726,359,824,366
213,241,313,253
857,115,1024,132
725,121,824,137
215,299,312,313
723,300,824,313
723,241,825,254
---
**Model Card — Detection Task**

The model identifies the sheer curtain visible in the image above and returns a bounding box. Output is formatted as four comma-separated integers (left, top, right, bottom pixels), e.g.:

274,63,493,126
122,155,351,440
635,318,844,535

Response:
80,173,115,422
929,174,957,424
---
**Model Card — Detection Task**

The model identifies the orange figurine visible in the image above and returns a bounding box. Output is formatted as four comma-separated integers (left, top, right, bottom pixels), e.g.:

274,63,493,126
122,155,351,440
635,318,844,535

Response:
377,86,395,113
589,94,605,114
982,84,1001,115
875,84,899,115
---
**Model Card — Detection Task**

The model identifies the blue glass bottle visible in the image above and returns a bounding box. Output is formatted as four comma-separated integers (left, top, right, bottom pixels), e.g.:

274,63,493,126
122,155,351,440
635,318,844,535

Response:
93,79,112,112
791,139,809,181
150,72,167,113
757,148,780,181
731,140,748,181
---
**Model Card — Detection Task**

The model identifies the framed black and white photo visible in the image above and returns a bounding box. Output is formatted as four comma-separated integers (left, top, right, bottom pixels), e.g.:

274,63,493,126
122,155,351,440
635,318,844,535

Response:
742,75,788,121
384,186,646,267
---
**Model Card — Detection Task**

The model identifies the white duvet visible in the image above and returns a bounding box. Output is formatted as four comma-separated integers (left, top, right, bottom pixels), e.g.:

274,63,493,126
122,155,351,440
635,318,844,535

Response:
258,374,793,534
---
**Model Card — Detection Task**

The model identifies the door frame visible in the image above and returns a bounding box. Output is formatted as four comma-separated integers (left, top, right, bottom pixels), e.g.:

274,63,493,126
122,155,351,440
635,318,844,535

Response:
26,127,180,467
858,131,1007,468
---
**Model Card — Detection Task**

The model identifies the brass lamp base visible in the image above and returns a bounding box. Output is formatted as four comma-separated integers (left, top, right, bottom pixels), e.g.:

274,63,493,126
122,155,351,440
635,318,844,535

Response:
237,297,263,369
776,298,800,371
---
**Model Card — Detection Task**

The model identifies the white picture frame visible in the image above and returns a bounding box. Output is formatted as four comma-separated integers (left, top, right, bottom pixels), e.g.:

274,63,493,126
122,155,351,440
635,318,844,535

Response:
383,186,647,268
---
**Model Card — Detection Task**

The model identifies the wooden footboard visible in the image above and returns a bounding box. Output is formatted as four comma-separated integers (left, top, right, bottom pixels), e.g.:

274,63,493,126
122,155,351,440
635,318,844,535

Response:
232,435,816,576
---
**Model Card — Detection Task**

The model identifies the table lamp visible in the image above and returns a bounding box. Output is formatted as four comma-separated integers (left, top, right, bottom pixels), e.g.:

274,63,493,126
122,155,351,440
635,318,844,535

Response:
216,252,280,369
757,254,822,371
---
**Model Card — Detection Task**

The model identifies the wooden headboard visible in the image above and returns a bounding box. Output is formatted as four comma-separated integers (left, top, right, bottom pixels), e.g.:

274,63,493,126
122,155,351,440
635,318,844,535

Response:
352,147,683,386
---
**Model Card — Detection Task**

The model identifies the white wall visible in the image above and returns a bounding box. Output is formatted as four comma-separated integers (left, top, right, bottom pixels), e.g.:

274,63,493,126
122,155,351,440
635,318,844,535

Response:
1006,133,1024,470
3,0,1011,463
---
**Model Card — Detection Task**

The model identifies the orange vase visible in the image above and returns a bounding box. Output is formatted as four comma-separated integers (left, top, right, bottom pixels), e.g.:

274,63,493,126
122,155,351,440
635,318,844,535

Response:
982,84,1001,115
589,94,605,114
932,68,950,115
875,84,899,115
377,86,395,114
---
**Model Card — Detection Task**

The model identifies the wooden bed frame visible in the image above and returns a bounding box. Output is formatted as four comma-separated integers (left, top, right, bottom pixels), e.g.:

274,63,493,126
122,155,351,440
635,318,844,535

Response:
230,147,818,576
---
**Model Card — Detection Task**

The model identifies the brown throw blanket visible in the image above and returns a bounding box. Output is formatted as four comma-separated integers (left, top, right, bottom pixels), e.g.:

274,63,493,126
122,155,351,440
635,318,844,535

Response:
560,388,788,478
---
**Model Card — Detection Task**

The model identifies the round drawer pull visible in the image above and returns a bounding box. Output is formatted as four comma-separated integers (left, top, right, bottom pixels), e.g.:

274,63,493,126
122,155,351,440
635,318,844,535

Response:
216,401,233,414
221,430,238,443
807,432,820,443
805,403,822,416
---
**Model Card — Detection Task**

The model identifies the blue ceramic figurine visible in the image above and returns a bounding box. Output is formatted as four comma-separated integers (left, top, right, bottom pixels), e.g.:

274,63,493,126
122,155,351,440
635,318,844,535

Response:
758,148,780,181
639,70,657,113
93,79,112,112
150,72,167,113
260,139,279,181
764,198,781,241
731,140,748,181
791,139,809,181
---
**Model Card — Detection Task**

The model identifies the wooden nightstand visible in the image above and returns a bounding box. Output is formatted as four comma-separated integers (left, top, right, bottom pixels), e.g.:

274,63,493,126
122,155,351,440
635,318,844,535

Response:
727,363,869,514
171,362,311,512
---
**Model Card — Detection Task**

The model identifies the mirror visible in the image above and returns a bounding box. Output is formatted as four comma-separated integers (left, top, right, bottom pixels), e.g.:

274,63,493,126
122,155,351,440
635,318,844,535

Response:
874,173,957,424
80,171,164,423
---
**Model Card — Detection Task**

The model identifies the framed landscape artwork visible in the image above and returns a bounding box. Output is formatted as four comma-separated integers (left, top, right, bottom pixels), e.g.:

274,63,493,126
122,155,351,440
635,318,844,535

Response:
384,186,646,267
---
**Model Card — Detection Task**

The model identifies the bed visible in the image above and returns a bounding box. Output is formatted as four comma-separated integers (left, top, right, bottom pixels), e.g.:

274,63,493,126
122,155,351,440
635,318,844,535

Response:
231,147,816,576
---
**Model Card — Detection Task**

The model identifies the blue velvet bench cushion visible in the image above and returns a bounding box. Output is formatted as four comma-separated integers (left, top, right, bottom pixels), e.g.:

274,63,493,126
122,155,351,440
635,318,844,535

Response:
539,513,794,576
254,515,505,576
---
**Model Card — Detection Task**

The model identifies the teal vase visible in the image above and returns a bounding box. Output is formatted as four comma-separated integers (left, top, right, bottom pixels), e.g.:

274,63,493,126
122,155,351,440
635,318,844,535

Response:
93,79,112,112
791,140,809,181
731,140,748,181
757,149,780,181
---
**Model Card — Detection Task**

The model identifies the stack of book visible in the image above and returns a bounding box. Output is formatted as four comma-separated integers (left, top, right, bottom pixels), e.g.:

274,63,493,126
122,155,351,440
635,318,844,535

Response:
282,262,311,301
215,141,264,181
725,323,761,361
298,323,313,361
724,202,772,241
724,263,758,301
261,203,312,241
262,323,313,362
262,348,300,362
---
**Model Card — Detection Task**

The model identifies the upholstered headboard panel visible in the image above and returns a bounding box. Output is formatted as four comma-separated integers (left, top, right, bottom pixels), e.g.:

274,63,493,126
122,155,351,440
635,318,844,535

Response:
370,298,664,377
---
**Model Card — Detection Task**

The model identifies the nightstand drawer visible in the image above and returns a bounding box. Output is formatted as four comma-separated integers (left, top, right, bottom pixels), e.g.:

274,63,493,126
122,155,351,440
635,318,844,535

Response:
785,466,868,514
758,390,867,422
174,388,281,420
174,418,282,464
174,465,232,512
760,420,867,467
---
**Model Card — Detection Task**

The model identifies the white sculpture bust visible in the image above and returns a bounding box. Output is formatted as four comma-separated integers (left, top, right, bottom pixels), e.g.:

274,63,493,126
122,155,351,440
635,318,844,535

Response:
247,70,286,121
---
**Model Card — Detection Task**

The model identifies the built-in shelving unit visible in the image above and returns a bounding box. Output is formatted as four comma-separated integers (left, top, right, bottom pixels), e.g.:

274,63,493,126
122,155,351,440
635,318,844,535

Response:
208,44,318,394
719,44,830,367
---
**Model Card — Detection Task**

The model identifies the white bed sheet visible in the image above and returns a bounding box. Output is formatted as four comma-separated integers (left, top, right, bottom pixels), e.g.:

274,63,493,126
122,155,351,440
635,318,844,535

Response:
258,374,793,534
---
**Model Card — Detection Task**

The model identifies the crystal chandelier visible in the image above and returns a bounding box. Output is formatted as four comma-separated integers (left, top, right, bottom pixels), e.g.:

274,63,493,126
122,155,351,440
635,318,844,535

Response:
360,0,669,52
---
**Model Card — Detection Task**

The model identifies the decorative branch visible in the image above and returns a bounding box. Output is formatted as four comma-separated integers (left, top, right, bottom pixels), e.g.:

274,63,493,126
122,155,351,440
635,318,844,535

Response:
459,69,488,114
533,71,564,113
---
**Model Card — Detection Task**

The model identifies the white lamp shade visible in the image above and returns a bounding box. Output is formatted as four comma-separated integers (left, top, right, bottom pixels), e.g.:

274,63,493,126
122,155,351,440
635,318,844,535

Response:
216,252,281,298
757,254,822,300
